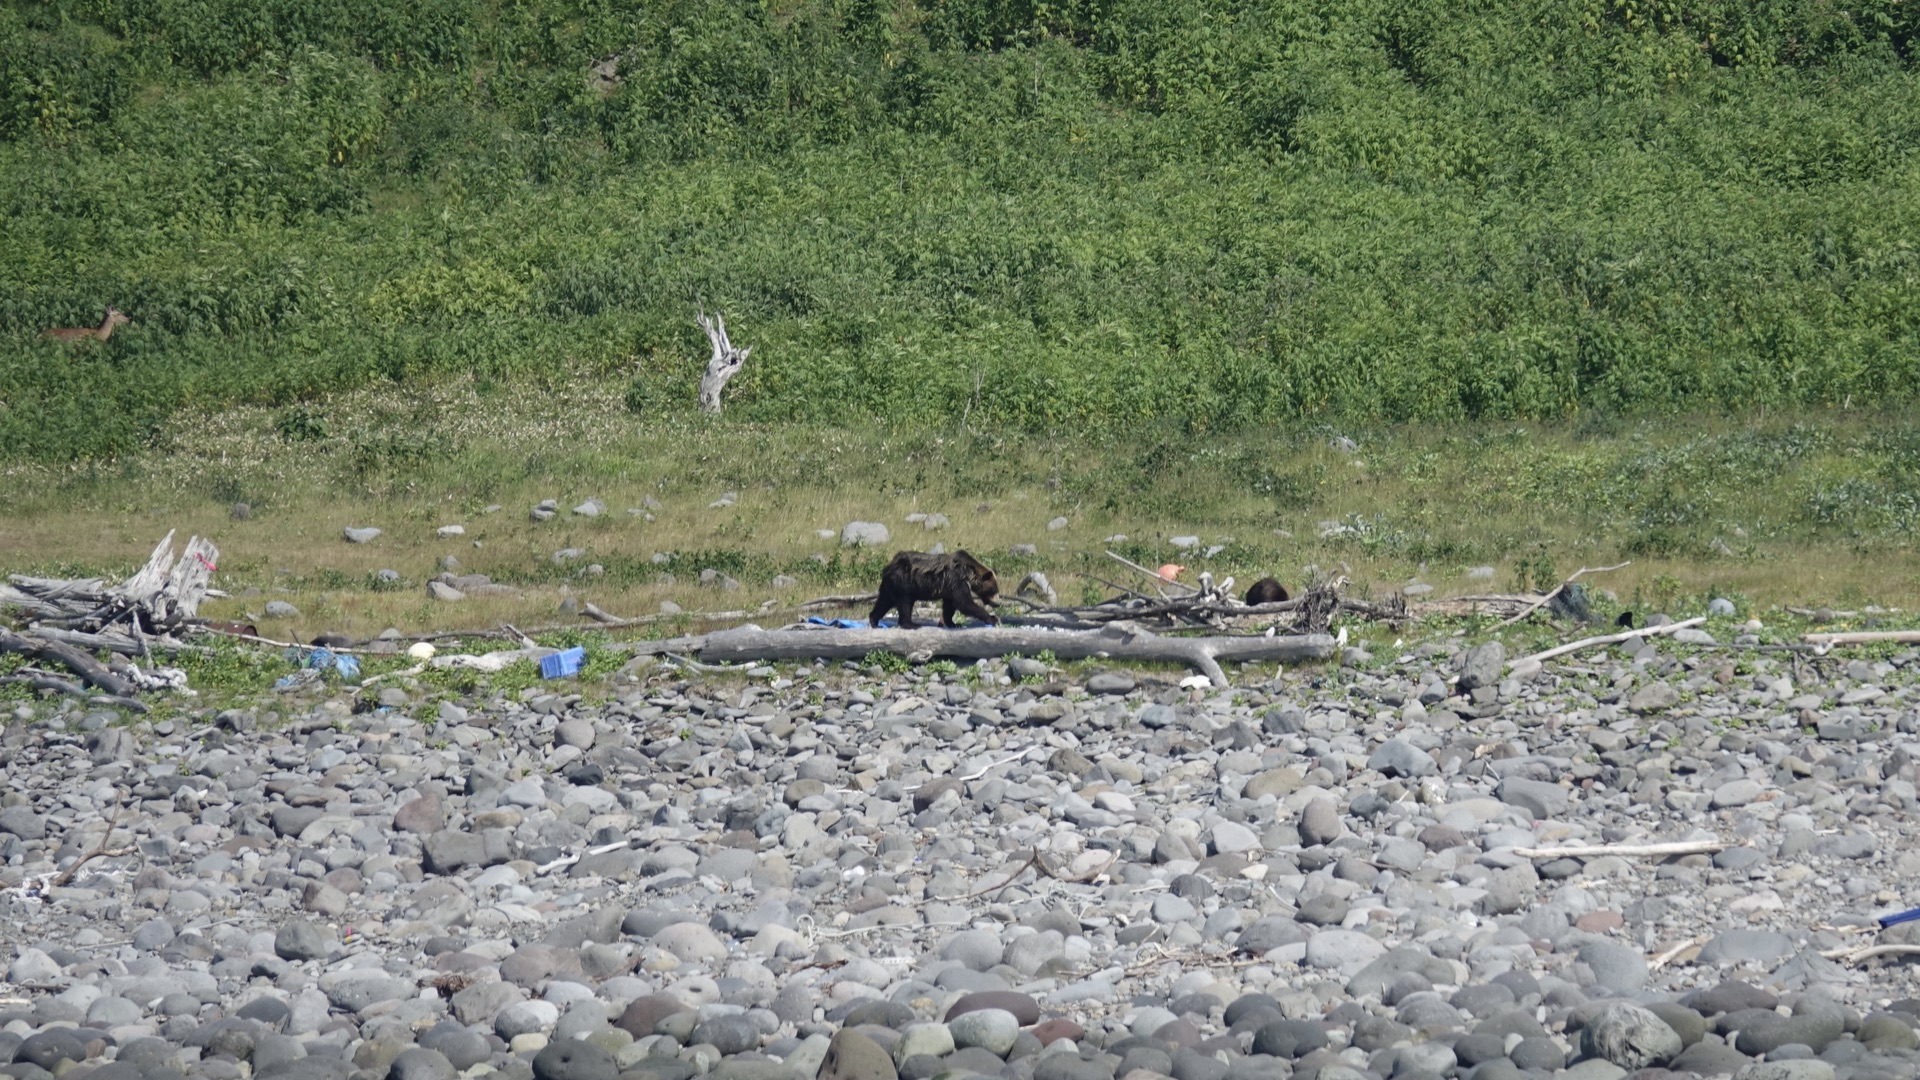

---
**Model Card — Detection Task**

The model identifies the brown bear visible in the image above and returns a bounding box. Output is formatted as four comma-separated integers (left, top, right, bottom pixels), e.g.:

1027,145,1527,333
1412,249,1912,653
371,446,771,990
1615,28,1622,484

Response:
870,550,1001,628
1244,577,1290,605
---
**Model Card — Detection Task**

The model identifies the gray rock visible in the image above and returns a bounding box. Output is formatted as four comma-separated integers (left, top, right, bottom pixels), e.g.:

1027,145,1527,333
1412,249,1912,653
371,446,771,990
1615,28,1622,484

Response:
1253,1019,1329,1058
7,948,61,983
14,1030,91,1071
274,920,336,961
842,522,891,547
1087,673,1136,695
653,921,727,964
819,1029,898,1080
343,527,382,543
1299,797,1343,845
418,1025,491,1071
1297,893,1349,926
388,1049,457,1080
532,1040,616,1080
1812,832,1875,859
1510,1038,1565,1071
1152,893,1198,923
1458,641,1506,691
893,1023,955,1063
1211,820,1260,855
1629,682,1680,714
1736,1064,1835,1080
1496,777,1568,819
1698,930,1795,966
1578,940,1649,994
264,600,302,619
693,1015,762,1055
319,971,413,1013
1478,861,1539,915
948,1009,1020,1057
943,929,1006,972
1368,740,1435,778
1733,1012,1845,1055
497,1000,561,1039
1580,1003,1684,1070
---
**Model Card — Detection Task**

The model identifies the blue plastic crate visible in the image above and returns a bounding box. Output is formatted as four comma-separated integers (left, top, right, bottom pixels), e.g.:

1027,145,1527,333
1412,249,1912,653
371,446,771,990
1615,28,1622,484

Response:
540,646,586,679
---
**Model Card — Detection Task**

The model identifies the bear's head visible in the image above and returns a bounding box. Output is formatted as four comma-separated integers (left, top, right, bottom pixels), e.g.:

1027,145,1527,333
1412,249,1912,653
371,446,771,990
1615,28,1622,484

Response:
955,550,1001,605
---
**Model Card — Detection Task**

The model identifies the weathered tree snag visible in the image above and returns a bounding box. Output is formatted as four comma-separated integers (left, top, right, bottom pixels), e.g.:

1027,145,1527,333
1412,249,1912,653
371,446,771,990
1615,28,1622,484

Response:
696,309,751,414
694,624,1337,686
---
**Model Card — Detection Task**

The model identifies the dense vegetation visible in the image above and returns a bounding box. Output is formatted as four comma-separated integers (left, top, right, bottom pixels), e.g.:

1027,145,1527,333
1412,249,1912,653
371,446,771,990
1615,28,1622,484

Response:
3,0,1919,459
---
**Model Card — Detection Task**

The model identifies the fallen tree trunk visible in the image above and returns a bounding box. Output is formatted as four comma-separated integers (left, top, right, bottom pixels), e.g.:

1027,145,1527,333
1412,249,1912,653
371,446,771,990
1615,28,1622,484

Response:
0,628,141,700
28,626,207,656
694,624,1337,686
1803,630,1920,647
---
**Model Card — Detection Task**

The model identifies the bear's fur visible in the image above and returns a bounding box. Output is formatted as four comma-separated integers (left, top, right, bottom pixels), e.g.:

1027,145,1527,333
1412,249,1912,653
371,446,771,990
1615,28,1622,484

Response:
1244,577,1290,605
870,550,1001,628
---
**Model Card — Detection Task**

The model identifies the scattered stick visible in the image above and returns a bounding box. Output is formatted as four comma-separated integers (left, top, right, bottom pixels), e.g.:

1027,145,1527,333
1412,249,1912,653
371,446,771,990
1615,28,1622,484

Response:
968,849,1118,897
49,806,133,890
1493,562,1631,629
801,594,876,610
1106,551,1194,597
1510,616,1707,669
1820,944,1920,965
1083,571,1151,602
190,626,376,654
662,652,740,674
536,839,634,875
906,747,1041,791
1650,936,1704,971
1512,839,1730,859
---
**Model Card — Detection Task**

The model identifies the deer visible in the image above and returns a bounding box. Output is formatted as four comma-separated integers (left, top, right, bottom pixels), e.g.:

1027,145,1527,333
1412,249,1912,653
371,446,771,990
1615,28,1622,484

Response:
40,307,130,344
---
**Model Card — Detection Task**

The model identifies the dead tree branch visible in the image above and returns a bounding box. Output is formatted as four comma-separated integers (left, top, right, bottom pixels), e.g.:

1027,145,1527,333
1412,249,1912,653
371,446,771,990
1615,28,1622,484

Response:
696,308,752,414
1493,561,1632,629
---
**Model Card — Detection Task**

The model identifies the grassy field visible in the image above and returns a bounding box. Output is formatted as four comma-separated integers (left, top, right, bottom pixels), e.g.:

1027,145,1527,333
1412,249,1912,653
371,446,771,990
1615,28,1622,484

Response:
6,0,1920,461
1,381,1915,643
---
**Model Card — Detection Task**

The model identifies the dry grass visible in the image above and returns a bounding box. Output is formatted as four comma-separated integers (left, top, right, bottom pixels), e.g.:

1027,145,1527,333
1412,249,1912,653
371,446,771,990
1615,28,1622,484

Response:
1,374,1916,640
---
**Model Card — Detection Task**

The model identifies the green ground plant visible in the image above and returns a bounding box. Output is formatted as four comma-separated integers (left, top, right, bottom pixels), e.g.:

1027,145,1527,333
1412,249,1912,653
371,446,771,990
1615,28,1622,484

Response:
3,0,1920,460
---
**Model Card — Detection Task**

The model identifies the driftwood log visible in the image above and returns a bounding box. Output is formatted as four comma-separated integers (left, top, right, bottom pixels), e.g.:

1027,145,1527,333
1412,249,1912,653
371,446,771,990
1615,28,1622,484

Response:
0,622,143,707
1804,630,1920,647
0,531,218,708
683,624,1336,687
1,530,218,632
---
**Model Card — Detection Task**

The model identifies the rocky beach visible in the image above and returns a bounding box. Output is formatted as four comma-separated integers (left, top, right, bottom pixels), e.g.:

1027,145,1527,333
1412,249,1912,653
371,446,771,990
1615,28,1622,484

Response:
4,629,1920,1080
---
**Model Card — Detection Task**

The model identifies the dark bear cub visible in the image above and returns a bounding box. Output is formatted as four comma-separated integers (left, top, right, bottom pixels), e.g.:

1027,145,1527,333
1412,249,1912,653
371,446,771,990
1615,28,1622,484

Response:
1244,577,1290,605
870,550,1001,628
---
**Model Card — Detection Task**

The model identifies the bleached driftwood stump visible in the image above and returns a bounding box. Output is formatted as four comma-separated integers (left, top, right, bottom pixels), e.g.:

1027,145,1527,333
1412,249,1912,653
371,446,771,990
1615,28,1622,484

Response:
696,309,752,414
